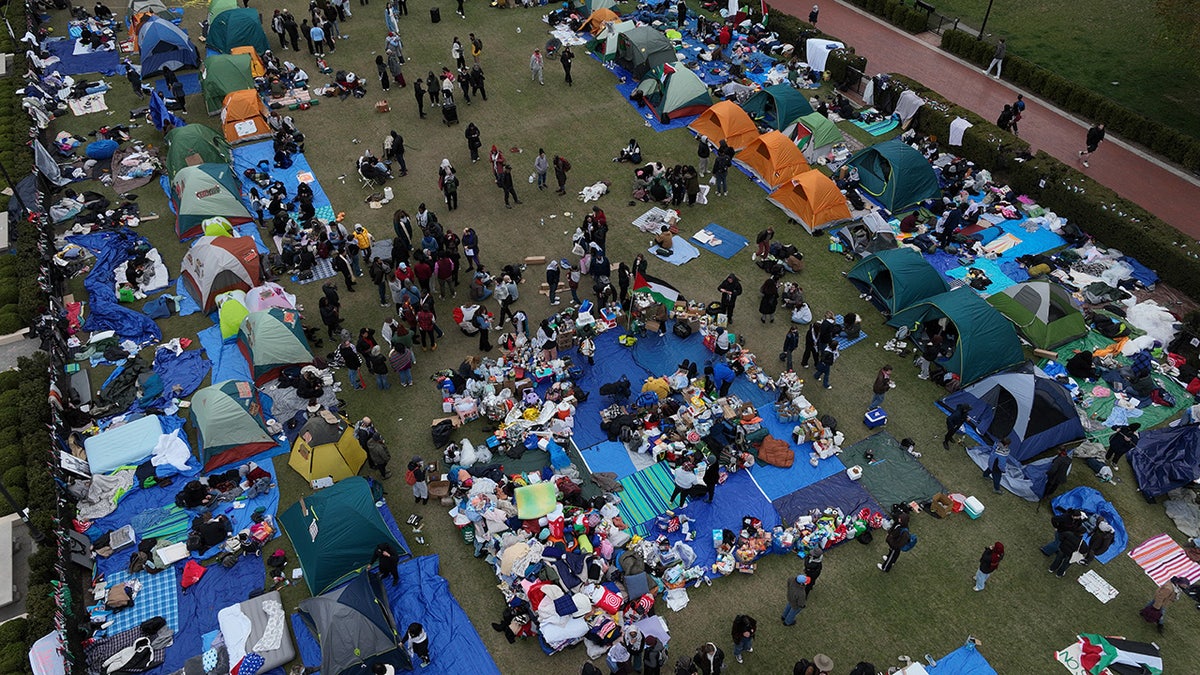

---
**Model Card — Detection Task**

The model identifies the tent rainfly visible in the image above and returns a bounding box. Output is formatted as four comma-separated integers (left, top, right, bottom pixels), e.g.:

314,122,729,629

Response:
237,308,314,384
288,414,366,483
201,53,256,115
170,163,254,239
845,139,940,213
136,16,199,74
244,282,297,312
741,84,814,132
791,112,846,162
847,247,950,316
296,570,409,675
180,235,263,313
230,45,266,78
986,280,1088,350
207,7,269,55
634,62,713,123
220,89,273,144
688,100,759,152
734,131,811,190
165,124,232,177
767,169,851,234
190,380,277,470
615,25,676,79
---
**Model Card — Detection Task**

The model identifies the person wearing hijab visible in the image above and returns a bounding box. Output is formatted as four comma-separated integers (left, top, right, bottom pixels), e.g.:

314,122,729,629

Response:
974,542,1005,591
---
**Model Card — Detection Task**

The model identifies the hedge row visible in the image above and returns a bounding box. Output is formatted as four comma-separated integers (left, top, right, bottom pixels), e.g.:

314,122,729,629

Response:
940,29,1200,173
843,0,929,33
890,73,1200,300
765,10,868,86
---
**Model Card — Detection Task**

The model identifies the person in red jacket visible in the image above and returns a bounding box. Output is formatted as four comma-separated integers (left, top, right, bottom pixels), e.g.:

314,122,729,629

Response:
974,542,1004,591
416,307,438,351
412,257,433,293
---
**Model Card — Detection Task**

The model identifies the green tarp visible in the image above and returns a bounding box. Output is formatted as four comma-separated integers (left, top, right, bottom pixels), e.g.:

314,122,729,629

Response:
888,287,1025,385
840,432,946,507
207,7,269,55
165,125,232,177
848,248,949,316
201,54,256,115
280,477,406,595
741,84,814,131
986,280,1088,350
846,139,940,213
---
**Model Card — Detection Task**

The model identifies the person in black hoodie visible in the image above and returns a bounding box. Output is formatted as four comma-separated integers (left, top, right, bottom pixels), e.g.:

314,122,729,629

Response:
943,403,971,449
338,337,364,390
717,274,742,323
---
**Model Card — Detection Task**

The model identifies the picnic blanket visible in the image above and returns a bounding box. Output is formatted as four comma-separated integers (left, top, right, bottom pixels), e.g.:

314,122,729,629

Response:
690,223,749,259
293,257,337,284
1128,533,1200,585
102,566,179,634
648,238,700,266
69,92,108,115
851,115,900,136
632,207,676,233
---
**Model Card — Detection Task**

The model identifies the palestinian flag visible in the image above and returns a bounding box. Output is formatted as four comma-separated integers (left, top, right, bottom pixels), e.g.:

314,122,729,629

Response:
1055,634,1162,675
633,272,682,307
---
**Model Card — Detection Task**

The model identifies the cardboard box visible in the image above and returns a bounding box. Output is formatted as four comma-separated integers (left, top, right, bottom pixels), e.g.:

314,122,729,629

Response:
930,493,955,519
524,255,547,265
430,416,463,430
644,319,662,333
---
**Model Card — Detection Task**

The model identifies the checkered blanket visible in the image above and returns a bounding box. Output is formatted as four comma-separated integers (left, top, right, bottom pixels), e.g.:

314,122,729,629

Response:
296,258,337,284
104,566,179,634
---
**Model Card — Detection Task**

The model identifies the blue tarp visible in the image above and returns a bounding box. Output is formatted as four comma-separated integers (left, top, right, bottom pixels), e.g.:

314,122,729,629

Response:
148,89,186,132
926,641,998,674
690,223,749,259
173,277,202,316
234,221,271,254
663,470,780,572
1129,424,1200,498
1049,486,1128,564
231,141,335,222
579,440,639,480
131,348,211,412
750,431,845,501
44,38,121,75
614,75,698,132
153,558,265,675
1120,255,1159,287
197,324,253,383
67,229,163,344
771,471,882,524
151,72,202,96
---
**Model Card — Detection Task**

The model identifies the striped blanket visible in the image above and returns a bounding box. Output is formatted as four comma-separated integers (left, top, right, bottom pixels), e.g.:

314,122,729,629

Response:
1127,534,1200,585
617,462,677,532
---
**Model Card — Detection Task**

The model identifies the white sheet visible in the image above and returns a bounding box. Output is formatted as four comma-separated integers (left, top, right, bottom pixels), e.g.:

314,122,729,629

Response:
150,430,192,472
805,39,844,73
948,117,972,146
217,604,253,668
894,90,925,123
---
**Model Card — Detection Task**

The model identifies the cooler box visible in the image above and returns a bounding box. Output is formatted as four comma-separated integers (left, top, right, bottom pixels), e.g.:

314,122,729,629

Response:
964,495,985,519
864,407,888,428
430,7,441,22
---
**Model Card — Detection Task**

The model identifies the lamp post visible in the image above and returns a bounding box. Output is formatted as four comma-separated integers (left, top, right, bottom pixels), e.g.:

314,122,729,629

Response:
978,0,995,39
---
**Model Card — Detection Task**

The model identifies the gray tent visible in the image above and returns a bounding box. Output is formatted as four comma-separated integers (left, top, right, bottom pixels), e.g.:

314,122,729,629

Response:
297,570,408,675
837,211,897,257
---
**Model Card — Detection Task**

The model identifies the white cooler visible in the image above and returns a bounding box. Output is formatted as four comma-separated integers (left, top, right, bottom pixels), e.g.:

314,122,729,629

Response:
964,495,985,519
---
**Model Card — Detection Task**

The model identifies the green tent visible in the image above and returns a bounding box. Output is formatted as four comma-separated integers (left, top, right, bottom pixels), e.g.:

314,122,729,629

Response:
794,112,845,160
585,0,618,12
616,25,676,79
165,125,232,177
190,380,278,471
207,7,269,55
171,163,253,239
986,280,1088,350
280,477,406,595
207,0,238,24
846,139,940,213
741,84,814,132
634,62,713,123
237,308,313,385
848,247,949,316
888,288,1025,385
201,54,256,115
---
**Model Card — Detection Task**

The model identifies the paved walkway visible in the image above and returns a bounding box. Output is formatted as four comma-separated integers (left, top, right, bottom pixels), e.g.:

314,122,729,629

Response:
774,0,1200,239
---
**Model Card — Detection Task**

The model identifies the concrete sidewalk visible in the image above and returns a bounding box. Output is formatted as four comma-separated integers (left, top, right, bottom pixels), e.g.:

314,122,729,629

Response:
774,0,1200,239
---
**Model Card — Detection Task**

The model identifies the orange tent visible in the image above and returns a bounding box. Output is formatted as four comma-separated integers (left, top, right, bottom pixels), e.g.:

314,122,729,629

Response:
584,8,620,35
220,89,272,144
688,101,759,151
735,131,811,191
768,169,852,233
230,46,266,78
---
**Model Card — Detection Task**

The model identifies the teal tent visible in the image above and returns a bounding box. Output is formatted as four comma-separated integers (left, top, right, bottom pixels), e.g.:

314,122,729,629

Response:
634,62,713,123
888,288,1025,384
171,163,253,239
584,0,618,11
986,280,1088,350
280,477,407,595
741,84,814,131
848,248,949,315
190,380,277,470
207,7,269,55
237,308,313,385
846,139,940,213
207,0,238,24
616,25,676,79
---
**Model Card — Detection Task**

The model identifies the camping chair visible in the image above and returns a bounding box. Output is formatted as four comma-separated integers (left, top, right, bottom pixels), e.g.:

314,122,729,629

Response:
358,164,379,190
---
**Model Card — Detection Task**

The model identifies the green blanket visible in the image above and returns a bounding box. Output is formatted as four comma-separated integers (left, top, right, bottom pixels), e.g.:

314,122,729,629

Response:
840,432,946,507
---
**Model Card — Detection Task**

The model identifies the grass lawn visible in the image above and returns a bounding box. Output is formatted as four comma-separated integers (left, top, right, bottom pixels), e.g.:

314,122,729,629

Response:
48,1,1200,672
927,0,1200,138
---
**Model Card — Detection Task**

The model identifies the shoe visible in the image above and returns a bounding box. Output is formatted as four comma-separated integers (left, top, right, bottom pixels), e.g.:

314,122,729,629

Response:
505,204,512,209
942,440,950,450
380,302,388,307
431,344,438,351
735,655,743,664
877,563,886,571
1078,151,1084,157
747,648,753,653
993,488,1002,494
973,587,983,592
824,385,832,390
1082,161,1089,168
1157,623,1164,634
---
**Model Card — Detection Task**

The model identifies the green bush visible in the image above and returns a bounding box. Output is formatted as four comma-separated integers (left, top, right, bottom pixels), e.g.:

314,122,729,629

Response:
889,74,1030,166
940,29,1200,172
826,48,867,87
843,0,927,33
0,313,24,335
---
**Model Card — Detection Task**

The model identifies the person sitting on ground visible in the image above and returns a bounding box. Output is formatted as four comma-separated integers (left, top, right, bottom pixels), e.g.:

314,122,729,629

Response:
616,138,642,164
652,225,674,253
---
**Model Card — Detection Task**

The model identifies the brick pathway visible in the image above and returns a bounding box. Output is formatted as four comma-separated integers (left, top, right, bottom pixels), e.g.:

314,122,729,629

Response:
774,0,1200,239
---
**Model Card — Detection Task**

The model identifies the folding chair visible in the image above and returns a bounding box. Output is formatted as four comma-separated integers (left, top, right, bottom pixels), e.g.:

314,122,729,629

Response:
358,165,378,190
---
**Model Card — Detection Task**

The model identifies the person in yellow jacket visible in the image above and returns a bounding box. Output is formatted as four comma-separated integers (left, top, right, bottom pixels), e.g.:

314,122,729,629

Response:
352,224,374,273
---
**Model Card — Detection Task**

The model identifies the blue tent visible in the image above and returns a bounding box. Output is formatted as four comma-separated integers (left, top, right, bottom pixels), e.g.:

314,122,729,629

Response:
1129,424,1200,498
1049,487,1128,564
941,363,1084,463
137,16,199,74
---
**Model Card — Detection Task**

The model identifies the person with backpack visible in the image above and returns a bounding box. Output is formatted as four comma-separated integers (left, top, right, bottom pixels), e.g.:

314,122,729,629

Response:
878,513,913,573
554,155,571,195
495,274,519,324
730,615,756,664
406,457,428,504
974,541,1005,591
813,340,838,390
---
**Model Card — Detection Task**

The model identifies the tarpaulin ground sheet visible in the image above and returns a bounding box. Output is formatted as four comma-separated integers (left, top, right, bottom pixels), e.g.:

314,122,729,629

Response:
231,141,335,222
926,641,998,675
749,427,845,501
292,556,499,675
578,439,639,480
150,72,202,96
130,348,211,413
946,257,1018,296
657,469,780,571
45,38,121,75
234,221,270,254
197,324,254,383
771,471,882,524
159,559,266,675
923,207,1066,290
67,229,163,344
840,431,946,507
648,236,701,265
690,223,749,259
1051,487,1128,564
1039,333,1190,444
378,498,413,557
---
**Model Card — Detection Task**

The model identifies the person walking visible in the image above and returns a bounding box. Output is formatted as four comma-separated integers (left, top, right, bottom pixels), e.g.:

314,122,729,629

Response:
781,574,807,626
500,164,521,208
692,643,724,675
441,166,459,212
973,542,1004,591
469,33,483,64
869,365,893,410
1010,95,1024,136
553,154,571,195
1078,123,1105,168
465,122,482,162
123,60,144,98
534,149,549,190
371,542,400,584
800,321,820,368
943,402,971,449
1106,423,1140,467
530,49,544,85
813,340,839,390
1143,577,1190,634
878,514,911,573
730,615,756,664
545,259,562,306
495,274,519,324
413,77,426,118
809,3,819,23
717,273,742,323
455,0,465,18
561,45,574,85
983,37,1005,78
407,457,429,503
416,306,438,351
781,326,800,372
982,438,1011,494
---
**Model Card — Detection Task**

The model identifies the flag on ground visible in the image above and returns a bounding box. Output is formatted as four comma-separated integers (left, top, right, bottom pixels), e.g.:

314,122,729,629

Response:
633,272,680,307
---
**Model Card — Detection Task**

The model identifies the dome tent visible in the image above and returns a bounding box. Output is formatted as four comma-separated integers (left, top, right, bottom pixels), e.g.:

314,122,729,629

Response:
136,16,199,74
688,100,759,152
986,280,1088,350
767,169,852,234
741,84,814,132
296,570,409,675
1129,425,1200,499
207,7,269,55
615,25,676,79
165,124,232,177
734,131,811,191
634,62,713,123
288,413,365,483
201,53,256,115
180,235,263,313
220,89,273,144
847,247,949,316
190,380,278,471
245,282,296,312
583,7,620,34
887,287,1025,385
207,0,238,23
170,163,254,239
237,308,314,385
790,112,846,162
845,139,940,213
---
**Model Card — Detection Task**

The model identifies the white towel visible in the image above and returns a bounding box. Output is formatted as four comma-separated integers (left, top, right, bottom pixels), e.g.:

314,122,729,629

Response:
948,117,973,146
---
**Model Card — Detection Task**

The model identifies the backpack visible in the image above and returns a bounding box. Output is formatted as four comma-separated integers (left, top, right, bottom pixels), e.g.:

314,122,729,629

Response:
900,530,918,552
821,347,837,365
405,468,417,486
561,158,572,172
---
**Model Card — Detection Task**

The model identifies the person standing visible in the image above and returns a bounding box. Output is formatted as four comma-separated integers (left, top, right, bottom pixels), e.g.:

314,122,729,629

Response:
413,77,426,118
1041,508,1086,558
813,340,838,390
973,542,1004,591
712,150,730,197
368,345,390,389
500,164,521,208
1078,123,1105,168
388,343,414,387
495,274,519,324
642,636,667,675
800,321,820,368
943,403,971,449
407,457,428,503
452,37,465,70
545,259,562,306
553,155,571,195
123,60,144,98
781,574,807,626
692,643,724,675
371,542,400,584
1143,577,1190,634
781,326,800,372
983,37,1005,78
759,274,779,323
282,10,299,51
441,166,459,212
469,33,483,64
703,460,719,503
561,45,574,85
533,149,549,190
870,365,893,410
416,306,438,351
717,274,742,323
1041,449,1072,501
730,615,756,664
982,437,1011,494
455,0,465,18
309,20,326,57
530,49,544,85
300,19,314,54
809,3,819,23
696,136,710,176
271,9,287,50
332,246,357,290
1106,423,1140,467
670,462,701,507
465,122,482,162
803,551,823,594
878,514,911,573
756,228,776,260
339,337,365,389
469,64,487,100
1010,94,1024,136
406,624,431,667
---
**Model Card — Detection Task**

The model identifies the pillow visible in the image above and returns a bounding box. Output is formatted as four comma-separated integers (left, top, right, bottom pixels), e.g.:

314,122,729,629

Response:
590,586,622,614
624,572,650,599
515,482,559,520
